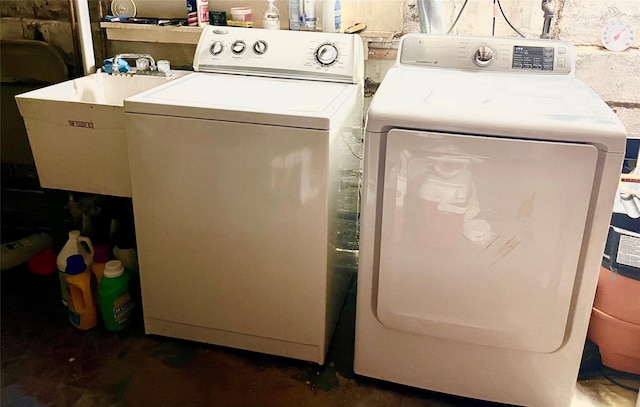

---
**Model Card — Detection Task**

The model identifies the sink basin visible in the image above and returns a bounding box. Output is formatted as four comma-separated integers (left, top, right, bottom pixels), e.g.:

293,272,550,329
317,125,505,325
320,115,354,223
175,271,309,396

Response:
16,71,190,197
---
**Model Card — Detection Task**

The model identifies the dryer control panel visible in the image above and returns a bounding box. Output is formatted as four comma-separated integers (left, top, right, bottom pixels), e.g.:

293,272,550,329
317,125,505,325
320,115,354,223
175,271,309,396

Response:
399,34,574,75
193,26,364,84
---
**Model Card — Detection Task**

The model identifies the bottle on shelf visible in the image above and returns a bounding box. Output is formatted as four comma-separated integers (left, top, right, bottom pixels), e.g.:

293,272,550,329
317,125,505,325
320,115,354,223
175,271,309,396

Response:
322,0,341,32
301,0,317,31
196,0,209,26
263,0,280,29
288,0,301,30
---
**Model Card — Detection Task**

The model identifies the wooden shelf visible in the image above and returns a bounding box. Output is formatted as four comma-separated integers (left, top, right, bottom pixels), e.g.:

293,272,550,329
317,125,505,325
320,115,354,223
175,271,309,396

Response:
100,22,398,52
100,22,203,44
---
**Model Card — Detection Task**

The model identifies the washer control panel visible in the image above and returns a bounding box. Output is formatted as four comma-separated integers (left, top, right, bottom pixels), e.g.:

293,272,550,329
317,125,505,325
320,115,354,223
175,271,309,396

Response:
193,26,364,83
399,34,574,75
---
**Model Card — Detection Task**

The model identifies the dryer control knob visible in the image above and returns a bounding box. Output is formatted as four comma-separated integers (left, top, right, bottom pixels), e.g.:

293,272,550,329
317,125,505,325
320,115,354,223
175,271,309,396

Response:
473,46,495,67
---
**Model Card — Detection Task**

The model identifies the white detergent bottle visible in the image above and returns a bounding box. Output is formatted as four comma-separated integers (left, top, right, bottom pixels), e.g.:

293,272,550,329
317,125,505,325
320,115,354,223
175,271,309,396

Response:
56,230,94,306
322,0,341,32
263,0,280,29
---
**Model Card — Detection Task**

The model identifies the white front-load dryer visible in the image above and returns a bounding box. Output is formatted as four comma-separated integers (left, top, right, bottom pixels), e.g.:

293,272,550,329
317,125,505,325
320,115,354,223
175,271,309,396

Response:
354,34,627,406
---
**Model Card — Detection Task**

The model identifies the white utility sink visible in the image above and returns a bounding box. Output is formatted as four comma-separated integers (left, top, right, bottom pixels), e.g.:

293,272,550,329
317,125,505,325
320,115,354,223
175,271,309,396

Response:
16,71,190,197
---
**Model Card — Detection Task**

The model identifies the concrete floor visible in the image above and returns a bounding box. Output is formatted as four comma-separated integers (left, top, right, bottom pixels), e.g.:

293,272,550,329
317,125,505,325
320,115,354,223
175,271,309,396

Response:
2,265,638,407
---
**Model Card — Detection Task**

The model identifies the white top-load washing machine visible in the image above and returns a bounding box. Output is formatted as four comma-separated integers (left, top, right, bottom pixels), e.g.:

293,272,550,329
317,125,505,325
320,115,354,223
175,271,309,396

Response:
124,26,363,364
355,34,627,406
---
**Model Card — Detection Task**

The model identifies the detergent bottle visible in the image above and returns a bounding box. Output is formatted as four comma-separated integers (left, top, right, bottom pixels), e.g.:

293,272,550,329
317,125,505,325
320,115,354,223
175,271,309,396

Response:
56,230,94,306
99,260,135,331
65,254,98,330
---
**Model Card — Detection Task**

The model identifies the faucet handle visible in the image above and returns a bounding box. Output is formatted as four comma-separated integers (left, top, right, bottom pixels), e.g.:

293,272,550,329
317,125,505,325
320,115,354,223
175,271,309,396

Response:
112,53,156,73
136,58,150,71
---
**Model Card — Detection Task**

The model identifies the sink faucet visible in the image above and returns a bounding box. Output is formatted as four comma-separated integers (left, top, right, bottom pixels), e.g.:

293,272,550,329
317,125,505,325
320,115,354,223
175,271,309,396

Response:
112,53,157,73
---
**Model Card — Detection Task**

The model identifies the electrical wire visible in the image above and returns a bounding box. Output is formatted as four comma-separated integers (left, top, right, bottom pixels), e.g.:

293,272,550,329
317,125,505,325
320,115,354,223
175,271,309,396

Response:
599,366,640,393
492,0,496,36
447,0,470,35
495,0,526,38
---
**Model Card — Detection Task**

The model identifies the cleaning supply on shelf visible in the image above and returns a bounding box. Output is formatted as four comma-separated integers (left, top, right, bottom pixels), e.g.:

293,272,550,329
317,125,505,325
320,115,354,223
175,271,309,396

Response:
57,230,95,306
196,0,209,26
301,0,317,30
186,0,198,26
99,260,135,331
65,254,98,330
263,0,280,29
288,0,301,30
322,0,341,32
230,7,252,22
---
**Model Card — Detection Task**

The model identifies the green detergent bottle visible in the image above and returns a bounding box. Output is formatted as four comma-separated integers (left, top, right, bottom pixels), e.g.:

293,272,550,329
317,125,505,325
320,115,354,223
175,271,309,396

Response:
99,260,134,331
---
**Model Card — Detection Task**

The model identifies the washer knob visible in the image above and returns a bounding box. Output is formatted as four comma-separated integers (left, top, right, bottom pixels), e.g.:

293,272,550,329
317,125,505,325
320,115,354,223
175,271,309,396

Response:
253,40,268,55
315,43,339,67
232,40,246,55
473,46,495,67
210,41,224,56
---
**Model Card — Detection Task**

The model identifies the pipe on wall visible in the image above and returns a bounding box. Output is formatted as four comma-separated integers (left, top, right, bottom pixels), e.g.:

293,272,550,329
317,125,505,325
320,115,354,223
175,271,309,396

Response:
417,0,445,34
68,0,82,76
73,0,96,74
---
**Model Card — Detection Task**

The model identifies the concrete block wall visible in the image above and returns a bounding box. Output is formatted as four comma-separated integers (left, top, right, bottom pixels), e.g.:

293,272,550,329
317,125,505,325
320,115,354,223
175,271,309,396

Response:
1,1,637,136
0,0,105,76
394,0,640,139
558,0,640,139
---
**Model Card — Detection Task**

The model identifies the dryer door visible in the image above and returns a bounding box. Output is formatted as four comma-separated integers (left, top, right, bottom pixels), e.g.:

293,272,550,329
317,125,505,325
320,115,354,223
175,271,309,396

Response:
376,129,599,353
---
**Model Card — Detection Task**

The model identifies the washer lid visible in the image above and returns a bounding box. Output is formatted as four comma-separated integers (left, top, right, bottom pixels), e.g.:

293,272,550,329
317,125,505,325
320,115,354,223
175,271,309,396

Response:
124,72,359,130
366,67,627,153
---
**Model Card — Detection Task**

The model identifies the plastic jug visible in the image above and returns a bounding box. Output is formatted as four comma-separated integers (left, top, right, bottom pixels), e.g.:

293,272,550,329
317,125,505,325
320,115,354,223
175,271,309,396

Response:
57,230,94,306
65,254,98,330
99,260,135,331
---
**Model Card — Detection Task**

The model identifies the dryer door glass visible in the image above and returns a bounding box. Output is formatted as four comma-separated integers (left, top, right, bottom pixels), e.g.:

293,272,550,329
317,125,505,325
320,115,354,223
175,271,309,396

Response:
376,129,599,353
